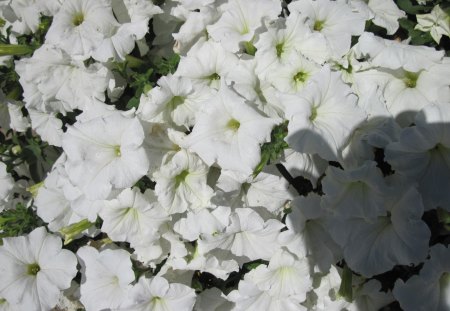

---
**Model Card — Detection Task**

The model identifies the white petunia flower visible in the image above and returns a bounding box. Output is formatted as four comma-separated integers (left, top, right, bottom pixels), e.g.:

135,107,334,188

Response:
280,149,328,185
214,169,294,214
92,0,162,61
280,193,342,273
34,154,84,231
381,61,450,126
329,186,431,277
140,123,185,175
0,92,29,132
289,0,366,58
172,6,219,55
28,109,64,147
77,246,134,311
207,0,281,53
62,109,149,200
385,103,450,210
415,5,450,44
153,150,213,214
200,208,284,261
354,32,444,72
254,12,329,78
120,276,196,311
246,249,312,299
8,0,60,34
394,244,450,311
267,52,320,94
225,58,285,119
185,82,276,175
283,66,366,161
46,0,119,60
0,227,78,311
137,74,213,129
15,44,112,114
99,188,169,245
175,41,239,89
321,161,389,220
0,162,14,212
351,0,405,35
228,279,308,311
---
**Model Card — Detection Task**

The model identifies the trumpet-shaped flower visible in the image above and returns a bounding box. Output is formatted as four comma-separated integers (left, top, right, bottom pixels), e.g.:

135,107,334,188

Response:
0,227,77,311
120,276,196,311
283,66,366,161
62,109,149,200
99,188,169,245
200,208,284,260
228,279,308,311
153,150,213,214
321,161,389,220
351,0,405,35
245,249,312,299
175,41,238,89
207,0,281,52
137,74,213,129
330,186,430,277
0,162,14,211
289,0,366,58
254,12,329,78
78,246,134,311
280,194,341,273
15,44,112,114
382,61,450,126
46,0,119,60
185,82,276,175
385,103,450,210
415,5,450,44
394,244,450,311
354,32,444,72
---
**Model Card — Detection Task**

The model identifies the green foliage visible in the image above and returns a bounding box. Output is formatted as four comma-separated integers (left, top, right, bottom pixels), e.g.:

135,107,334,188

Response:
338,264,353,302
253,121,289,177
0,129,59,183
112,53,181,110
153,53,180,76
399,18,434,45
0,203,44,240
396,0,432,15
243,259,268,271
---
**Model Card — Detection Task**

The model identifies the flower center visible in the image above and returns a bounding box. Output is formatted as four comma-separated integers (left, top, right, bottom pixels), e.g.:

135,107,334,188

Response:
169,96,185,110
175,169,189,187
276,42,284,58
72,12,84,27
114,145,121,157
313,20,325,31
293,71,308,83
403,71,419,88
27,263,40,276
208,73,220,81
309,106,318,122
440,272,450,288
227,119,240,131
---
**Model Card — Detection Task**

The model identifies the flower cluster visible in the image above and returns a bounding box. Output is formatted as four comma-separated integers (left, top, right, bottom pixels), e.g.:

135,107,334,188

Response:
0,0,450,310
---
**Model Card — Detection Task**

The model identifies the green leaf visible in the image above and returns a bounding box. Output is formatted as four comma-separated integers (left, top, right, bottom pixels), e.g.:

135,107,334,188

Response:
0,44,36,56
396,0,431,14
0,203,44,240
126,96,140,110
399,18,434,46
338,264,353,302
253,121,289,177
153,54,181,76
